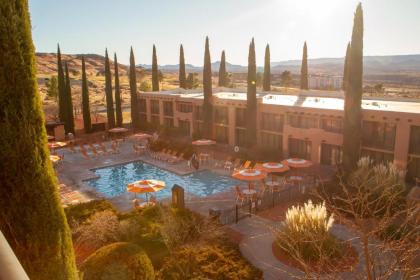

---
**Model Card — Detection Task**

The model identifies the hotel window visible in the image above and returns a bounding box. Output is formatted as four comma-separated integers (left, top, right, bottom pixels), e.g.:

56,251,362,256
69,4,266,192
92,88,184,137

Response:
362,121,396,151
236,108,246,128
321,118,343,133
215,125,228,144
163,101,173,116
177,102,193,113
288,138,311,160
361,149,394,164
261,113,283,132
288,115,318,129
151,115,160,126
409,125,420,156
214,106,229,125
261,132,283,150
321,143,342,165
235,128,247,147
164,117,174,128
139,98,147,113
194,106,203,121
139,113,147,123
151,100,160,115
178,120,190,136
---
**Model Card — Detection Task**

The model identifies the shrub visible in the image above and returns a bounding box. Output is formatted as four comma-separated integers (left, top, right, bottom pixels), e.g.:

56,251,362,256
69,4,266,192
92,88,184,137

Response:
73,210,121,251
160,207,222,251
157,243,262,280
80,242,155,280
65,199,116,226
276,200,340,262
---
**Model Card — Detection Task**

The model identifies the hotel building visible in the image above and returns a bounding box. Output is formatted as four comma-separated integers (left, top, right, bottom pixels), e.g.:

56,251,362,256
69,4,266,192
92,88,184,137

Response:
136,88,420,182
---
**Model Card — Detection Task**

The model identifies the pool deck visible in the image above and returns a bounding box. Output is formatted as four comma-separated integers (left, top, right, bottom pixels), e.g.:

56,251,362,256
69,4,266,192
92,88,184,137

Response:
54,140,237,212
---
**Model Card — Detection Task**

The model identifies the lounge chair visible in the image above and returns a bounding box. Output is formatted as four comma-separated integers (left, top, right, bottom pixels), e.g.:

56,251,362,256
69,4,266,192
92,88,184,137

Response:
88,143,99,157
98,142,108,154
111,141,119,154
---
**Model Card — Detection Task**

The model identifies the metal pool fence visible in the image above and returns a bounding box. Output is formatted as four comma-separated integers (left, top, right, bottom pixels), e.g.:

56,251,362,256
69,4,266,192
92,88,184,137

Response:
217,186,297,225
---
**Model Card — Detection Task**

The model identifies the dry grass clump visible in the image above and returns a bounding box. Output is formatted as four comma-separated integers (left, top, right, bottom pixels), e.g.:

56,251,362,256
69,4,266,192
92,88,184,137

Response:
276,200,341,263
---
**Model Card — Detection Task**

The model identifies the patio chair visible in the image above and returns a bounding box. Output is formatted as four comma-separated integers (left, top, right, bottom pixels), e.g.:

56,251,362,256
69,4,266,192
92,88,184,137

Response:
111,141,119,154
223,157,233,170
234,186,246,205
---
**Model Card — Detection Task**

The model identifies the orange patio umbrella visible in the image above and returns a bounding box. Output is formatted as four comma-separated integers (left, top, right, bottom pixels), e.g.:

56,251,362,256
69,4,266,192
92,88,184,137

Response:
131,133,153,140
259,162,290,173
48,141,67,149
232,168,267,181
109,127,129,133
49,155,61,164
127,179,165,201
282,158,313,168
192,139,216,146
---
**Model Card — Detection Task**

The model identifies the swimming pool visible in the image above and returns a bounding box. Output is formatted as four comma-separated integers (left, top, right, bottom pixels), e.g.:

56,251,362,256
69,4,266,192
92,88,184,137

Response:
86,161,240,199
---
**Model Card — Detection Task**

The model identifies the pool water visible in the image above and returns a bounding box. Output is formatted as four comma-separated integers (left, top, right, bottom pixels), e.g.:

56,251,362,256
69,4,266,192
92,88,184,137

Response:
86,161,240,199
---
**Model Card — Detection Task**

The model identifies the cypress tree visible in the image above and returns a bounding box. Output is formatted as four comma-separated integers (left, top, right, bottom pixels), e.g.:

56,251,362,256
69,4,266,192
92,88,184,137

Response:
57,44,67,123
114,53,123,127
203,36,213,139
0,1,78,278
64,62,75,134
263,44,271,91
300,41,309,90
218,50,227,87
104,49,115,128
342,42,351,90
129,47,140,130
246,38,257,148
152,45,159,91
81,56,92,133
179,44,186,89
343,3,364,173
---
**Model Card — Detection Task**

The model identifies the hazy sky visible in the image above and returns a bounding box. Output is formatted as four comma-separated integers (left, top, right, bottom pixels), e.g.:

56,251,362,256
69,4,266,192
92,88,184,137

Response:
29,0,420,66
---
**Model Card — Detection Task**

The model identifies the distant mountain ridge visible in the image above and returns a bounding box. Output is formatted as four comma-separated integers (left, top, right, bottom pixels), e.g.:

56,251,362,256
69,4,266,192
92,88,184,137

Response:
139,54,420,75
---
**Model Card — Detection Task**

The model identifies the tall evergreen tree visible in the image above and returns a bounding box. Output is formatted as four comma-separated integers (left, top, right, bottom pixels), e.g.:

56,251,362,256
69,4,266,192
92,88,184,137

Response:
342,42,351,90
129,47,140,130
246,38,257,148
114,53,123,127
57,44,66,123
343,3,364,173
152,45,159,91
300,41,309,90
179,44,186,89
218,50,227,87
203,36,213,139
104,49,115,128
0,1,77,278
64,62,75,134
81,56,92,133
263,44,271,91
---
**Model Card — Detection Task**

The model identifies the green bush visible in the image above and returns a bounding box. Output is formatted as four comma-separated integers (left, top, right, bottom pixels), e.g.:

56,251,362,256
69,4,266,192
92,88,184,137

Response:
276,200,341,262
80,242,155,280
157,243,262,280
65,199,116,226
